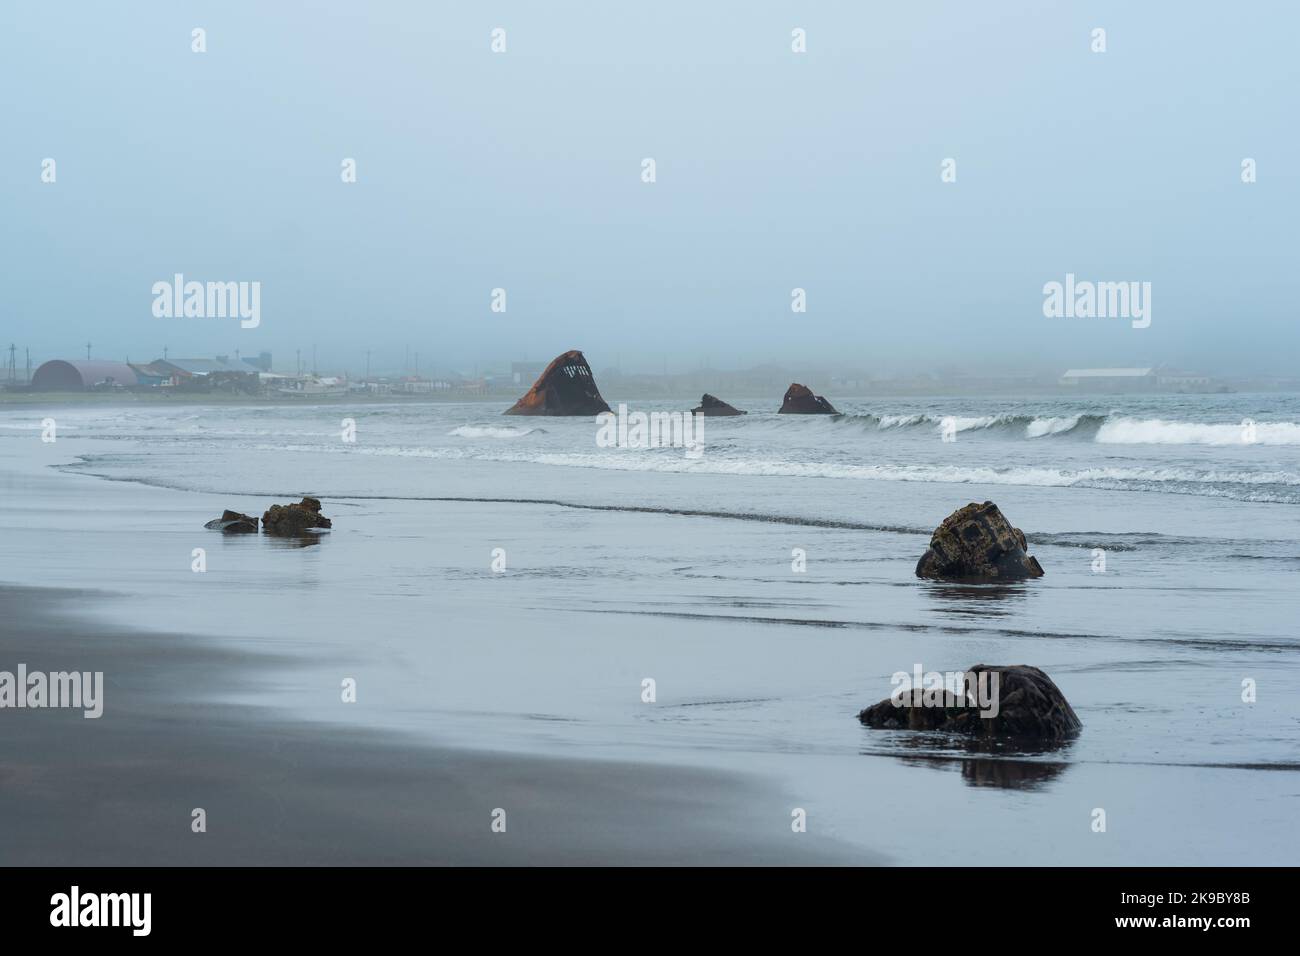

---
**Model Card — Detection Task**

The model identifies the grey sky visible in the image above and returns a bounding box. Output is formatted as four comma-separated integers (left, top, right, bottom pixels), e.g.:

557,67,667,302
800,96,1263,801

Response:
2,1,1296,376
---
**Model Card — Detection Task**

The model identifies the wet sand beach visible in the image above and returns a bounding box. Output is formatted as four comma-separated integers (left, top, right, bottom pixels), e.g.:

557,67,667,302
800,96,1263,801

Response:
0,584,855,865
2,399,1298,865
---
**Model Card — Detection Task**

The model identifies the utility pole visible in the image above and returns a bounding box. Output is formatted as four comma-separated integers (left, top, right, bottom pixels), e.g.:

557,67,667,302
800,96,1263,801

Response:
6,344,15,384
312,344,317,377
86,341,92,360
296,349,301,376
163,346,169,360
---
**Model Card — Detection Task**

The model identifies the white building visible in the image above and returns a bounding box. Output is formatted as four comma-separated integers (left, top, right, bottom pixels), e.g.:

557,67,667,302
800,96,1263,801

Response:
1059,368,1156,390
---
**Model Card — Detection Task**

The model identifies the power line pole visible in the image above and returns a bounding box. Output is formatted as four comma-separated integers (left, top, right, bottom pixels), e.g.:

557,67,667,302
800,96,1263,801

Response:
86,341,92,360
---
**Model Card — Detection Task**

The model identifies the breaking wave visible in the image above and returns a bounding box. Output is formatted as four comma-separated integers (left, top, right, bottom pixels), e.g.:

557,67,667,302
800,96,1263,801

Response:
837,412,1300,445
841,412,1103,438
1095,417,1300,446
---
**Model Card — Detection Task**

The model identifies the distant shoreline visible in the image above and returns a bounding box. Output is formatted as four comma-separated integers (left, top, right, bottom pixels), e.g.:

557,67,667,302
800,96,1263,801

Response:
0,390,516,407
3,386,1286,408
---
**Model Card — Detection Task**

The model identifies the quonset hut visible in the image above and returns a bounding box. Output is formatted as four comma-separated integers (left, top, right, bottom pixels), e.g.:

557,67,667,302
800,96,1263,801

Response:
30,360,142,391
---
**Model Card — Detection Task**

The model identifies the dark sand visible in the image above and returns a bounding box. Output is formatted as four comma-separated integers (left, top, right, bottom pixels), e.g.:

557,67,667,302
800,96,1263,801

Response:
0,585,858,865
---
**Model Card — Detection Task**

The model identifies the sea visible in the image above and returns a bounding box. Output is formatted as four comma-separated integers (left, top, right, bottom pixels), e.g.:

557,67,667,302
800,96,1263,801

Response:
2,391,1297,864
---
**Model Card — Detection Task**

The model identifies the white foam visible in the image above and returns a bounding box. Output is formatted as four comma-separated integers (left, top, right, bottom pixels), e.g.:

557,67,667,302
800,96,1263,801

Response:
944,416,1003,433
875,414,928,429
1025,415,1081,438
449,425,540,439
1096,417,1300,446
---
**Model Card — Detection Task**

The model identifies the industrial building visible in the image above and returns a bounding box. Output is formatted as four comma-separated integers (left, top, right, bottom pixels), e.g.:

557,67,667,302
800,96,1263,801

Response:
29,356,265,392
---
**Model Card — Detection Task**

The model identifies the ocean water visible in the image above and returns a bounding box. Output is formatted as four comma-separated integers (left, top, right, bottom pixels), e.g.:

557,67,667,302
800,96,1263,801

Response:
2,392,1298,864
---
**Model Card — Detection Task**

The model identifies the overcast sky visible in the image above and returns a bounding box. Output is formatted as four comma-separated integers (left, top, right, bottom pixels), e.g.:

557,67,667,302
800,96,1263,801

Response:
2,1,1297,377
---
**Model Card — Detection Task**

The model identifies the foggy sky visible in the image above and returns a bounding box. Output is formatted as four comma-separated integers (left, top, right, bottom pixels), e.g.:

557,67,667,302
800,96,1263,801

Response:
2,1,1297,377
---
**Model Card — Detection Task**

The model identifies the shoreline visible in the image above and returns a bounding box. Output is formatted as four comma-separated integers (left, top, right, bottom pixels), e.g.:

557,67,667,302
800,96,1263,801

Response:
0,583,862,865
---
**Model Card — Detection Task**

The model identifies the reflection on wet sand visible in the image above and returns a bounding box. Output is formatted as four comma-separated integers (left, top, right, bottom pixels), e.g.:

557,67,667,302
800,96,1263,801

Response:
922,582,1031,617
865,732,1075,791
262,534,323,549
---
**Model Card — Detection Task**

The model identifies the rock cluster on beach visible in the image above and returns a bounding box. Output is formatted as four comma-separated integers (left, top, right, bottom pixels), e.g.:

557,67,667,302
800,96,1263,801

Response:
691,393,746,416
263,497,333,535
856,502,1070,741
857,664,1082,741
204,498,331,535
778,383,838,414
203,510,259,533
915,501,1044,582
504,350,612,416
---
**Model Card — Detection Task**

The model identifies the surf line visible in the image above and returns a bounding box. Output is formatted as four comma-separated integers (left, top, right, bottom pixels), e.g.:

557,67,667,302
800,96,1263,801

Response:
297,494,924,535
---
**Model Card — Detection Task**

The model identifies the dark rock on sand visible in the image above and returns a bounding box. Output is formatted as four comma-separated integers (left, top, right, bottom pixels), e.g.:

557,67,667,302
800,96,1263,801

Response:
692,393,746,416
504,350,612,416
778,383,838,415
858,664,1081,741
915,501,1044,582
262,497,332,536
204,510,259,533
